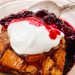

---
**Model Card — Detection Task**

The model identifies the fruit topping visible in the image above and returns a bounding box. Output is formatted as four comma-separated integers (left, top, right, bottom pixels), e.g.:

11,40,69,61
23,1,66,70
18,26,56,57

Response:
35,9,49,18
0,11,33,26
0,9,75,74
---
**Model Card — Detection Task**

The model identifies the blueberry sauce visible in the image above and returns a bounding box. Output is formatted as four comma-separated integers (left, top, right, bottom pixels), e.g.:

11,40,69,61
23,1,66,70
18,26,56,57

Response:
0,11,33,25
53,17,75,74
0,9,75,74
4,16,61,40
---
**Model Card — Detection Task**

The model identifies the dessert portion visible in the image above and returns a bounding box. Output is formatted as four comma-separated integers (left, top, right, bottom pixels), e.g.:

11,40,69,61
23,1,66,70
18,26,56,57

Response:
7,17,64,55
0,9,74,75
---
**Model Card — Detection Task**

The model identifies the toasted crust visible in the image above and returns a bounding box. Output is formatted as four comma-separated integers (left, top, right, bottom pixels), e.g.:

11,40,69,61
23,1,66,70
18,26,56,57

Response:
0,40,4,55
1,49,23,70
0,31,9,46
53,47,66,71
50,67,62,75
42,57,54,75
26,54,46,64
25,65,38,74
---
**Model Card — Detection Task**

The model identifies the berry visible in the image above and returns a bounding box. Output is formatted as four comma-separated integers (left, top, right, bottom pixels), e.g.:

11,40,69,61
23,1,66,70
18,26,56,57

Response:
0,11,33,26
55,19,75,37
43,13,56,24
54,18,63,25
35,9,49,18
0,19,6,26
9,14,17,19
16,11,33,18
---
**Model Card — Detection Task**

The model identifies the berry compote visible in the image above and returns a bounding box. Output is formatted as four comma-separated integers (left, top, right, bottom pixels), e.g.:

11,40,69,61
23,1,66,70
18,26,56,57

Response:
0,9,75,75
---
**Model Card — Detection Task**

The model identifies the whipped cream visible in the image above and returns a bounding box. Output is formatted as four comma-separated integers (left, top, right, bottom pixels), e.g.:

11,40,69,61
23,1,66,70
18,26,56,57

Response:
7,20,64,55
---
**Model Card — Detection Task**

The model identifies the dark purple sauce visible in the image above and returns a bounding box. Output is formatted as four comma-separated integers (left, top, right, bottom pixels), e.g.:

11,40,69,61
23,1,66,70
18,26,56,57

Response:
62,21,75,75
0,9,75,75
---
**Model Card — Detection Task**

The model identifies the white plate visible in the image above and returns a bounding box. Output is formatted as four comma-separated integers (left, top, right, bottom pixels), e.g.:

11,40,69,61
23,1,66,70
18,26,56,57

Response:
0,0,75,75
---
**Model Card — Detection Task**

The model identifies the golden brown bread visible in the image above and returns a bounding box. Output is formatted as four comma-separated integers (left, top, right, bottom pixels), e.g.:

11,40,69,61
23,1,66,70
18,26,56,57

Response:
25,54,46,64
0,31,66,75
53,47,66,71
50,67,62,75
25,65,38,75
42,57,54,75
42,47,66,75
1,49,23,71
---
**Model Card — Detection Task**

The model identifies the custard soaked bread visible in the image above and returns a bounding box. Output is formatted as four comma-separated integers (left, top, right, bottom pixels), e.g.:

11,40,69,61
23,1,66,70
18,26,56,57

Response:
0,10,68,75
0,31,66,75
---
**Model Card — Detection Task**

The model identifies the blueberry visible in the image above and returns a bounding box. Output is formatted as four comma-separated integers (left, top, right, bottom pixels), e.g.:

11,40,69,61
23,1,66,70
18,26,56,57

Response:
55,19,75,36
24,11,33,17
0,19,6,26
64,25,75,36
0,11,33,26
0,14,17,26
35,9,49,18
43,14,56,24
49,13,56,19
43,15,52,24
54,18,63,25
9,14,17,19
16,11,33,18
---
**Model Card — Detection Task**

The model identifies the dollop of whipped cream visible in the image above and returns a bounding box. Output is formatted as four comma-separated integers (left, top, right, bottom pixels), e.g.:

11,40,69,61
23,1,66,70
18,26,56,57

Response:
7,17,64,55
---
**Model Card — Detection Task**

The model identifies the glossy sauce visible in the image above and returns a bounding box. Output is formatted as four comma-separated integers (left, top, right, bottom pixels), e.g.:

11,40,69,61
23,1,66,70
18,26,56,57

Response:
0,10,75,74
2,17,61,40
